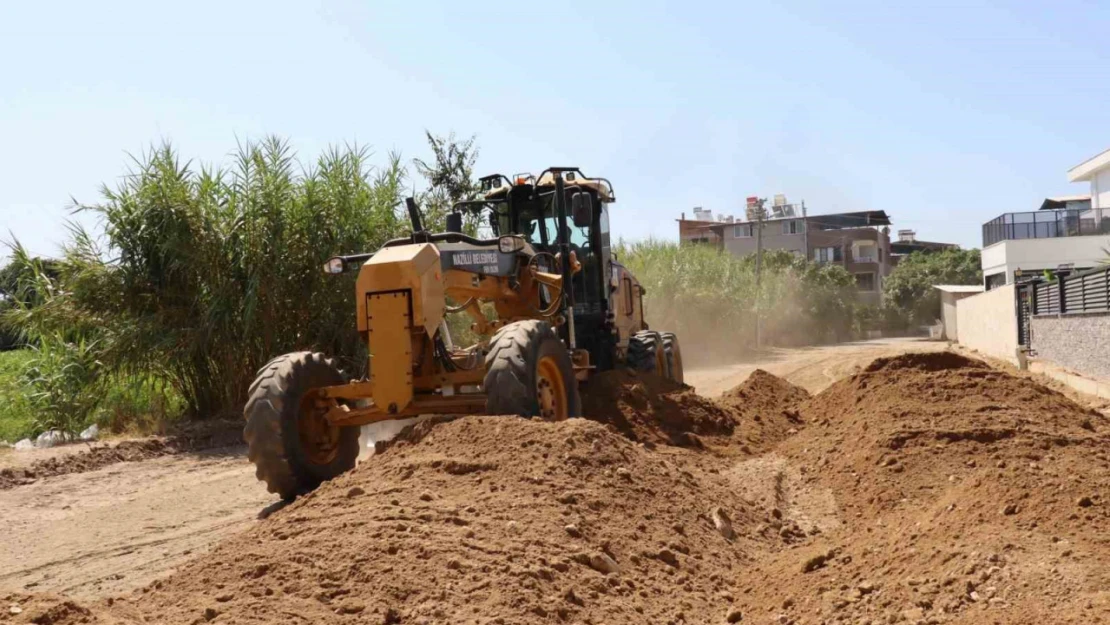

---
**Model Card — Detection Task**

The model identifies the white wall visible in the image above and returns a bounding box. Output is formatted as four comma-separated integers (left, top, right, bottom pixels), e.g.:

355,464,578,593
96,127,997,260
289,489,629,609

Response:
956,284,1018,364
1093,169,1110,210
980,236,1110,285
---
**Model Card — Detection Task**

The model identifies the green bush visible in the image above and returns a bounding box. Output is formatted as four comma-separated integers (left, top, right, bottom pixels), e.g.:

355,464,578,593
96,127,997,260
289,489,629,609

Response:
882,248,982,326
0,350,35,441
6,139,410,420
617,240,858,361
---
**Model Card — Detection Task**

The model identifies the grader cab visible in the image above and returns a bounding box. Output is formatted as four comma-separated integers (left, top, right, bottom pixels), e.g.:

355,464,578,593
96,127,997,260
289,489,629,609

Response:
244,168,684,498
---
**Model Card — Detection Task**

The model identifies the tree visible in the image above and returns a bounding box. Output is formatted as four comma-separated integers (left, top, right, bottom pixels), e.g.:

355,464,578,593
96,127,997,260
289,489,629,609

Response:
882,248,982,325
412,131,480,233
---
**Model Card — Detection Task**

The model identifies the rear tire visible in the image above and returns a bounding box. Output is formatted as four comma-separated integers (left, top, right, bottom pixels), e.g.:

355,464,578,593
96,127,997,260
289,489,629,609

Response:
244,352,360,500
627,330,665,375
484,320,581,420
662,332,684,384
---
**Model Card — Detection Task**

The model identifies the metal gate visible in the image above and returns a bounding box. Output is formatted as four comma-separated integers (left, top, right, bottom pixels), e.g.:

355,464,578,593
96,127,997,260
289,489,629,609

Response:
1015,283,1032,347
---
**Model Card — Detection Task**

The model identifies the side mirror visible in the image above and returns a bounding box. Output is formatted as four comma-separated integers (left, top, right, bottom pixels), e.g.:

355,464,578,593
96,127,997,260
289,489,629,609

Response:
445,212,463,233
323,257,345,275
498,235,525,254
571,192,593,228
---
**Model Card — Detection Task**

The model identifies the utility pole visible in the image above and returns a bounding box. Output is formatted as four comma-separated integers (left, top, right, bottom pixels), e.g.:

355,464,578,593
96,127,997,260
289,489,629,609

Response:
746,196,768,349
801,200,809,261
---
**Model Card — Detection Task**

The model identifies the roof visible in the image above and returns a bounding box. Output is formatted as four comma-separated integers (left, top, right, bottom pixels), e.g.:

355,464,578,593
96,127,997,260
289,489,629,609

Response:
483,173,614,202
891,239,959,254
933,285,984,294
1039,194,1091,211
1067,148,1110,182
703,209,891,232
802,210,892,229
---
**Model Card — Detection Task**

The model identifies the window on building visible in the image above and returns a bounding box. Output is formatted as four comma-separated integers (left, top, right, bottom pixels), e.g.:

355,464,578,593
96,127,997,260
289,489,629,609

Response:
734,224,752,238
622,277,633,314
854,242,878,263
813,246,841,263
855,273,876,291
781,220,804,235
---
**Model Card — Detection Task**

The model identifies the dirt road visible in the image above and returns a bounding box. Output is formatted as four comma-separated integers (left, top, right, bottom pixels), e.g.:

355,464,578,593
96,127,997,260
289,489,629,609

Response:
0,337,944,601
686,336,946,396
0,448,276,599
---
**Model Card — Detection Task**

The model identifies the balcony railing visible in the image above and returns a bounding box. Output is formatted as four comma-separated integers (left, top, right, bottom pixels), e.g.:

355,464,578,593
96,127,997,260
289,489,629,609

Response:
983,208,1110,247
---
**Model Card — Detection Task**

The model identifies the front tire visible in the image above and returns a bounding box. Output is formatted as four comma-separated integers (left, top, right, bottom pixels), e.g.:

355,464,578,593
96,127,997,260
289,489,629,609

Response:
244,352,360,500
662,332,684,384
627,330,666,375
484,320,581,420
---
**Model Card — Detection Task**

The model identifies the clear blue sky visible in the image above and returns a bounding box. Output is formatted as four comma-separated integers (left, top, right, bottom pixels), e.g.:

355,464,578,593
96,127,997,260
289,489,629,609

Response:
3,0,1110,258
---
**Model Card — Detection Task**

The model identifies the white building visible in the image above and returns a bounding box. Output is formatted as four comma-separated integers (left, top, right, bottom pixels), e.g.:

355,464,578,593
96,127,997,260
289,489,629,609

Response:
981,150,1110,289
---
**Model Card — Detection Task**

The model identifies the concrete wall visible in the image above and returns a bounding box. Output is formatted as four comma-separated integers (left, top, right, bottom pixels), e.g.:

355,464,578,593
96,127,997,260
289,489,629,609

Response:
1030,312,1110,380
1094,169,1110,210
938,291,980,340
956,284,1018,363
981,236,1110,286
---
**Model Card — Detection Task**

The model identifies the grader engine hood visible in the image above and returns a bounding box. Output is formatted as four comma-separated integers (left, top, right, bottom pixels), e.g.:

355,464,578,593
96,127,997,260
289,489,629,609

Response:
354,243,445,414
355,243,445,338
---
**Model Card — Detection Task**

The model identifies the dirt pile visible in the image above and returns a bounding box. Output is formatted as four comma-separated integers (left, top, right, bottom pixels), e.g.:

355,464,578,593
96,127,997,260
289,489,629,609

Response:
719,369,810,454
581,370,736,447
0,420,243,490
732,352,1110,624
3,416,776,624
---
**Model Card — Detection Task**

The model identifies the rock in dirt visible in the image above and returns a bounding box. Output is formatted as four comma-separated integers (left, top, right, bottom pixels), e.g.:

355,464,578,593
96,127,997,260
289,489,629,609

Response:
13,439,34,451
34,430,69,448
79,424,99,442
710,506,736,540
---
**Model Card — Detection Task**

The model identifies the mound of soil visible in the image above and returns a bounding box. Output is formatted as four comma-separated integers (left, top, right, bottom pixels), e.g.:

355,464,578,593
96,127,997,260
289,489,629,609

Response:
720,369,810,454
5,416,773,624
0,420,243,490
732,351,1110,624
581,370,736,447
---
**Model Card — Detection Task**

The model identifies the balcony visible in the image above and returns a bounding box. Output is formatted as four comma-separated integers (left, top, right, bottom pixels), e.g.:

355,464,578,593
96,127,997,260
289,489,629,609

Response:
983,208,1110,247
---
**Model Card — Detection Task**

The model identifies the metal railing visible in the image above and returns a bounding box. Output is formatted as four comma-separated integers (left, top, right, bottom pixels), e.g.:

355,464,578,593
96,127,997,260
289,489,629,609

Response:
982,208,1110,247
1029,265,1110,316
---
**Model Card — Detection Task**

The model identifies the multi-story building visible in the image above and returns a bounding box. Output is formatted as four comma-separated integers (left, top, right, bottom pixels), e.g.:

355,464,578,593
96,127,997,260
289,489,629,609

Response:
677,202,894,305
980,148,1110,289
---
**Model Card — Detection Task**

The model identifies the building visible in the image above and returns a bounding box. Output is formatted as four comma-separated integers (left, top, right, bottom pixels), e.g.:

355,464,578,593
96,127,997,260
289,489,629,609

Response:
980,149,1110,289
677,201,894,305
890,230,959,266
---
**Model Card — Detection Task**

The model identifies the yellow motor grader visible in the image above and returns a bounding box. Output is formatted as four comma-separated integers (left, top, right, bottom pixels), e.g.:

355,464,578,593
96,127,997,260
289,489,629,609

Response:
244,168,684,498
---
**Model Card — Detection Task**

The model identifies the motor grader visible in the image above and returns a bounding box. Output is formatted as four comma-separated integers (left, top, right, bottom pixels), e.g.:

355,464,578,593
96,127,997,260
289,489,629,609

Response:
244,168,684,498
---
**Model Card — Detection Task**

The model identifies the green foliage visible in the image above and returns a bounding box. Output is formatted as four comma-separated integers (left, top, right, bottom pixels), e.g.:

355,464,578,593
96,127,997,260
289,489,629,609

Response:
20,334,104,436
8,138,409,419
0,350,35,441
4,133,480,424
413,131,481,234
616,240,859,358
882,248,982,326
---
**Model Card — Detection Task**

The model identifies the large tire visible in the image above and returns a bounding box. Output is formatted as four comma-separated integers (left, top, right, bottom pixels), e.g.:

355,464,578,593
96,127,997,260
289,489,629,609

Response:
662,332,684,384
627,330,665,375
244,352,360,500
484,320,581,420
